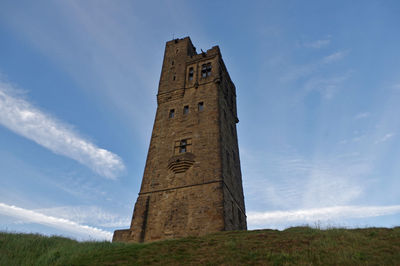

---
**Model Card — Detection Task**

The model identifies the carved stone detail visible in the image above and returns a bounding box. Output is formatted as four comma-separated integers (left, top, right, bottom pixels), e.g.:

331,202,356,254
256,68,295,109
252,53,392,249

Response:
168,152,195,173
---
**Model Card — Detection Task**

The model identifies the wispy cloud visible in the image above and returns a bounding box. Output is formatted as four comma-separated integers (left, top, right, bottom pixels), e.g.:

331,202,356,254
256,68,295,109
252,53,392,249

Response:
375,133,395,144
354,112,370,119
281,50,349,82
303,73,350,99
242,149,369,211
322,50,348,64
36,205,130,228
304,38,331,49
0,1,192,142
0,202,113,241
0,80,125,179
248,205,400,229
392,83,400,91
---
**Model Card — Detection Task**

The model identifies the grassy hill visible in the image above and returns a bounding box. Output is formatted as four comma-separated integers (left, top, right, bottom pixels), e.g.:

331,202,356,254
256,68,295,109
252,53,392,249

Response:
1,227,399,265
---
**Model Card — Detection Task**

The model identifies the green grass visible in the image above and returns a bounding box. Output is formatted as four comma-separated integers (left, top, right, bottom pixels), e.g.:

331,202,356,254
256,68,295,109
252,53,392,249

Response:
1,227,400,265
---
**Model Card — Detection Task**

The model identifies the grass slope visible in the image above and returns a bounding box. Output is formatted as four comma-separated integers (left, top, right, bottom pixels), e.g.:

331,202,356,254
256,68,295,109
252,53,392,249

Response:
1,227,400,265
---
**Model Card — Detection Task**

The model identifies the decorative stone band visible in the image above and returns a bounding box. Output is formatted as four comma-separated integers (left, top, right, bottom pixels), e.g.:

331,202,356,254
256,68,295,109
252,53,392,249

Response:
168,152,195,173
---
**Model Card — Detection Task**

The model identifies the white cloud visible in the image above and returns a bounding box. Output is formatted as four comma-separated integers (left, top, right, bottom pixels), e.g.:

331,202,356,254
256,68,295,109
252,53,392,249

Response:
281,50,349,82
354,112,370,119
392,83,400,91
36,205,130,228
248,205,400,229
304,38,331,49
0,1,194,142
242,150,369,211
280,64,316,82
0,80,125,179
322,50,348,64
0,202,113,241
303,73,350,99
375,133,395,144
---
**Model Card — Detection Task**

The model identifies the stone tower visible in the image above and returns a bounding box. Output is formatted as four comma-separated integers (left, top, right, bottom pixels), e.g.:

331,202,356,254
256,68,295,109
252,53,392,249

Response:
113,37,246,242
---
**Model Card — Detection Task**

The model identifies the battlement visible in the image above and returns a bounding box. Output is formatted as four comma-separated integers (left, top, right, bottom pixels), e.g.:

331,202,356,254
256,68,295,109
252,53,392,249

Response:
159,37,228,96
166,37,221,59
165,37,197,57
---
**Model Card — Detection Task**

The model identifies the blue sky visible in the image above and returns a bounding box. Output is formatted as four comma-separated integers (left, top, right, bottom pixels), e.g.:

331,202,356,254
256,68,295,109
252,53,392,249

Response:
0,0,399,241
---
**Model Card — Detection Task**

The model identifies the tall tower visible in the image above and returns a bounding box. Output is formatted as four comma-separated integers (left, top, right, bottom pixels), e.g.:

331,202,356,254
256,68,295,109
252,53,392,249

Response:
113,37,246,242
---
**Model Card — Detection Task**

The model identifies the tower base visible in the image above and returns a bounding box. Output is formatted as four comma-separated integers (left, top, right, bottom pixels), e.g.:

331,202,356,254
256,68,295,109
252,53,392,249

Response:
112,229,135,242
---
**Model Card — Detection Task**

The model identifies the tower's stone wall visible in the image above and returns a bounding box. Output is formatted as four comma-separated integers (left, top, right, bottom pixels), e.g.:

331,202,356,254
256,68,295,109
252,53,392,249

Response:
113,37,246,243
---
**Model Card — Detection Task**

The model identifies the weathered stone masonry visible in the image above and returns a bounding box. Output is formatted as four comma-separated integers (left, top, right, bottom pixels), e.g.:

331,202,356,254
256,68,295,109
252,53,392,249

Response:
113,37,246,242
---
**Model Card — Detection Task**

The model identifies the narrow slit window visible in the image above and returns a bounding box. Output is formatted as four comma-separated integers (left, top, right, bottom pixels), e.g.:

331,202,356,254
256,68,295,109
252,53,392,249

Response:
173,75,176,81
238,208,242,226
183,105,189,115
198,102,204,111
169,109,175,118
188,67,194,81
231,202,234,222
226,151,231,171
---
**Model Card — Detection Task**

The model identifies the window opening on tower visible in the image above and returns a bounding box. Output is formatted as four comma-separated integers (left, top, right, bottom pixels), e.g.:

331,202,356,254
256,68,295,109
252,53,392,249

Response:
183,105,189,115
179,140,187,153
169,109,175,118
201,63,212,78
174,138,192,154
238,208,242,227
188,67,194,81
198,102,204,111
